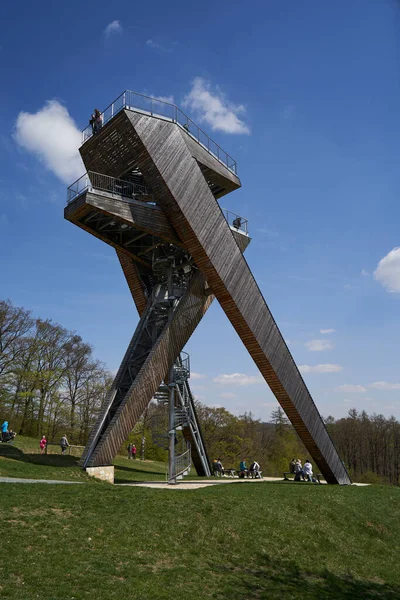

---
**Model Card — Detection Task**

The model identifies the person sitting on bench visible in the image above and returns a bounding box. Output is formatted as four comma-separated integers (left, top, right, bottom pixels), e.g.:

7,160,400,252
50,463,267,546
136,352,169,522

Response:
303,460,315,482
239,460,249,478
249,460,261,478
213,458,224,477
294,459,304,481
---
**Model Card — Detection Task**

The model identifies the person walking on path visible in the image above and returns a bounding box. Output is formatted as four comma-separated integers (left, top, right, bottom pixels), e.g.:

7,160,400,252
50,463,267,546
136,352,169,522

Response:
132,444,137,460
40,435,47,454
127,443,133,459
60,435,69,455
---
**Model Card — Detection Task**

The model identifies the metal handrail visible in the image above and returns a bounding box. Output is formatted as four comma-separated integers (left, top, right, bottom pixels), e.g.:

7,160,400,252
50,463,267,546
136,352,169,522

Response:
221,208,249,235
167,441,191,482
67,171,150,205
82,90,237,175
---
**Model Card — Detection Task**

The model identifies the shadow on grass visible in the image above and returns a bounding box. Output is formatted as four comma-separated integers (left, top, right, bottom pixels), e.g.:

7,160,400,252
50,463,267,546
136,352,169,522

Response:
114,464,165,476
215,554,399,599
0,444,79,468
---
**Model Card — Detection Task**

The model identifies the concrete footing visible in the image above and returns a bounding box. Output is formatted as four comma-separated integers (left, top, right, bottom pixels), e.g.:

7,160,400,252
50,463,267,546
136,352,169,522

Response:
86,466,114,483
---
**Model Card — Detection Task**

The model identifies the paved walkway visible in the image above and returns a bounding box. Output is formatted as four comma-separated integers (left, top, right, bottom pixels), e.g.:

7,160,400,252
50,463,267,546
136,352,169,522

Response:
119,477,306,490
0,477,84,484
119,478,369,490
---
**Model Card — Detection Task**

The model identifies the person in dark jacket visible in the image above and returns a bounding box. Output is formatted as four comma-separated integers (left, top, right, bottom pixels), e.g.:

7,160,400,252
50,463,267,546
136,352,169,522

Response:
127,443,133,459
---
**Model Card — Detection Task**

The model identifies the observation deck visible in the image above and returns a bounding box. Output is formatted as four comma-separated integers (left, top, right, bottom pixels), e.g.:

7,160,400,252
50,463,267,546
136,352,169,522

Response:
81,91,237,175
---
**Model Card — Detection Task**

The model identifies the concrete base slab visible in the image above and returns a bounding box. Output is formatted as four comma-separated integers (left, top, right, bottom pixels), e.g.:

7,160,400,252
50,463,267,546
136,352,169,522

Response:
86,466,114,483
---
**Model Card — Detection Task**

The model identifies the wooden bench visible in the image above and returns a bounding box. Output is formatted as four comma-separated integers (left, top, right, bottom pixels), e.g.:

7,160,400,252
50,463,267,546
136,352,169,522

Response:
223,469,237,478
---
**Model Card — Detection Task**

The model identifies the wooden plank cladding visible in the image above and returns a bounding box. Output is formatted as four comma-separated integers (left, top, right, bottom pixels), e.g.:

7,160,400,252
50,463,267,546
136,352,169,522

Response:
103,111,350,485
73,103,349,484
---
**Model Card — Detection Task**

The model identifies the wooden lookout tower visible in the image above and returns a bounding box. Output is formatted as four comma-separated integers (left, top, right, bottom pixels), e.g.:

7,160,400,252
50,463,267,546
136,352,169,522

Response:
65,91,351,485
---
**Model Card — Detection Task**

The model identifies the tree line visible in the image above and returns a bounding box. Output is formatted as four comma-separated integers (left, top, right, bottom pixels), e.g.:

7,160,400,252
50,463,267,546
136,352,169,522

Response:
193,404,400,485
326,409,400,485
0,298,111,444
2,298,399,485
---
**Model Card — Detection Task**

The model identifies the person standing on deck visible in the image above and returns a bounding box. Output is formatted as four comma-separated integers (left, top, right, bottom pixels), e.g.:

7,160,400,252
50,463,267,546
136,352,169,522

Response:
89,109,103,134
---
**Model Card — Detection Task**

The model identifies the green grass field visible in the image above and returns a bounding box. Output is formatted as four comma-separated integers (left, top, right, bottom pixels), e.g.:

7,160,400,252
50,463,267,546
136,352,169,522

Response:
1,438,399,599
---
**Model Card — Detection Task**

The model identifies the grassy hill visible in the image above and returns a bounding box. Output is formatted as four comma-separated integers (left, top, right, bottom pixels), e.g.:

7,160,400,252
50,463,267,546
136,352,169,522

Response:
1,438,399,599
0,435,168,482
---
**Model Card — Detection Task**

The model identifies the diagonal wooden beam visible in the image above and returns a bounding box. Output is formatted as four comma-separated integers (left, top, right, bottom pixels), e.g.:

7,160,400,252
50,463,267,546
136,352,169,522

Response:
112,111,351,485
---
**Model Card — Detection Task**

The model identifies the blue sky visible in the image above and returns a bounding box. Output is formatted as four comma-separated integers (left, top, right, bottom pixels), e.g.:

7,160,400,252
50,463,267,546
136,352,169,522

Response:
1,0,400,420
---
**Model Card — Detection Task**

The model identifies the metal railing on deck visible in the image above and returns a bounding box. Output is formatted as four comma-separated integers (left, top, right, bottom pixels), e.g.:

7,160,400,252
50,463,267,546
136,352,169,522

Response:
82,90,237,175
221,208,249,235
67,171,150,205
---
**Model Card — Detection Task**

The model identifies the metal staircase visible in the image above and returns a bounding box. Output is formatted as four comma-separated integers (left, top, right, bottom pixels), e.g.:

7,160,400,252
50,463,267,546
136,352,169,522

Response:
156,351,211,483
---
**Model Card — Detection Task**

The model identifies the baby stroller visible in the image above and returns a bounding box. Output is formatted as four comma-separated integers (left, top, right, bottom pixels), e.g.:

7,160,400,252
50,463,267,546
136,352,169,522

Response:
1,430,16,443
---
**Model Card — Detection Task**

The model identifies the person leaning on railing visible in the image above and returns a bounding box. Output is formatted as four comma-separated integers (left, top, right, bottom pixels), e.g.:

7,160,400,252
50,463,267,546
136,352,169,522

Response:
89,109,103,135
232,217,242,229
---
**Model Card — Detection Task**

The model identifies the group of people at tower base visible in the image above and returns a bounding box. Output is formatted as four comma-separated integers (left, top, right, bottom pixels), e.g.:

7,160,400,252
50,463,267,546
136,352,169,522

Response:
213,458,262,479
289,458,318,483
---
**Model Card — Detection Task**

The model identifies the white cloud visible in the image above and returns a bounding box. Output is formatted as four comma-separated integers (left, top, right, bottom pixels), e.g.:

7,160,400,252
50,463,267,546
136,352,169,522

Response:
305,339,333,352
374,247,400,293
105,20,122,37
213,373,264,386
14,101,83,184
219,392,238,400
146,39,165,50
369,381,400,390
335,384,367,393
191,372,206,380
183,77,250,135
320,329,336,335
299,364,343,374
